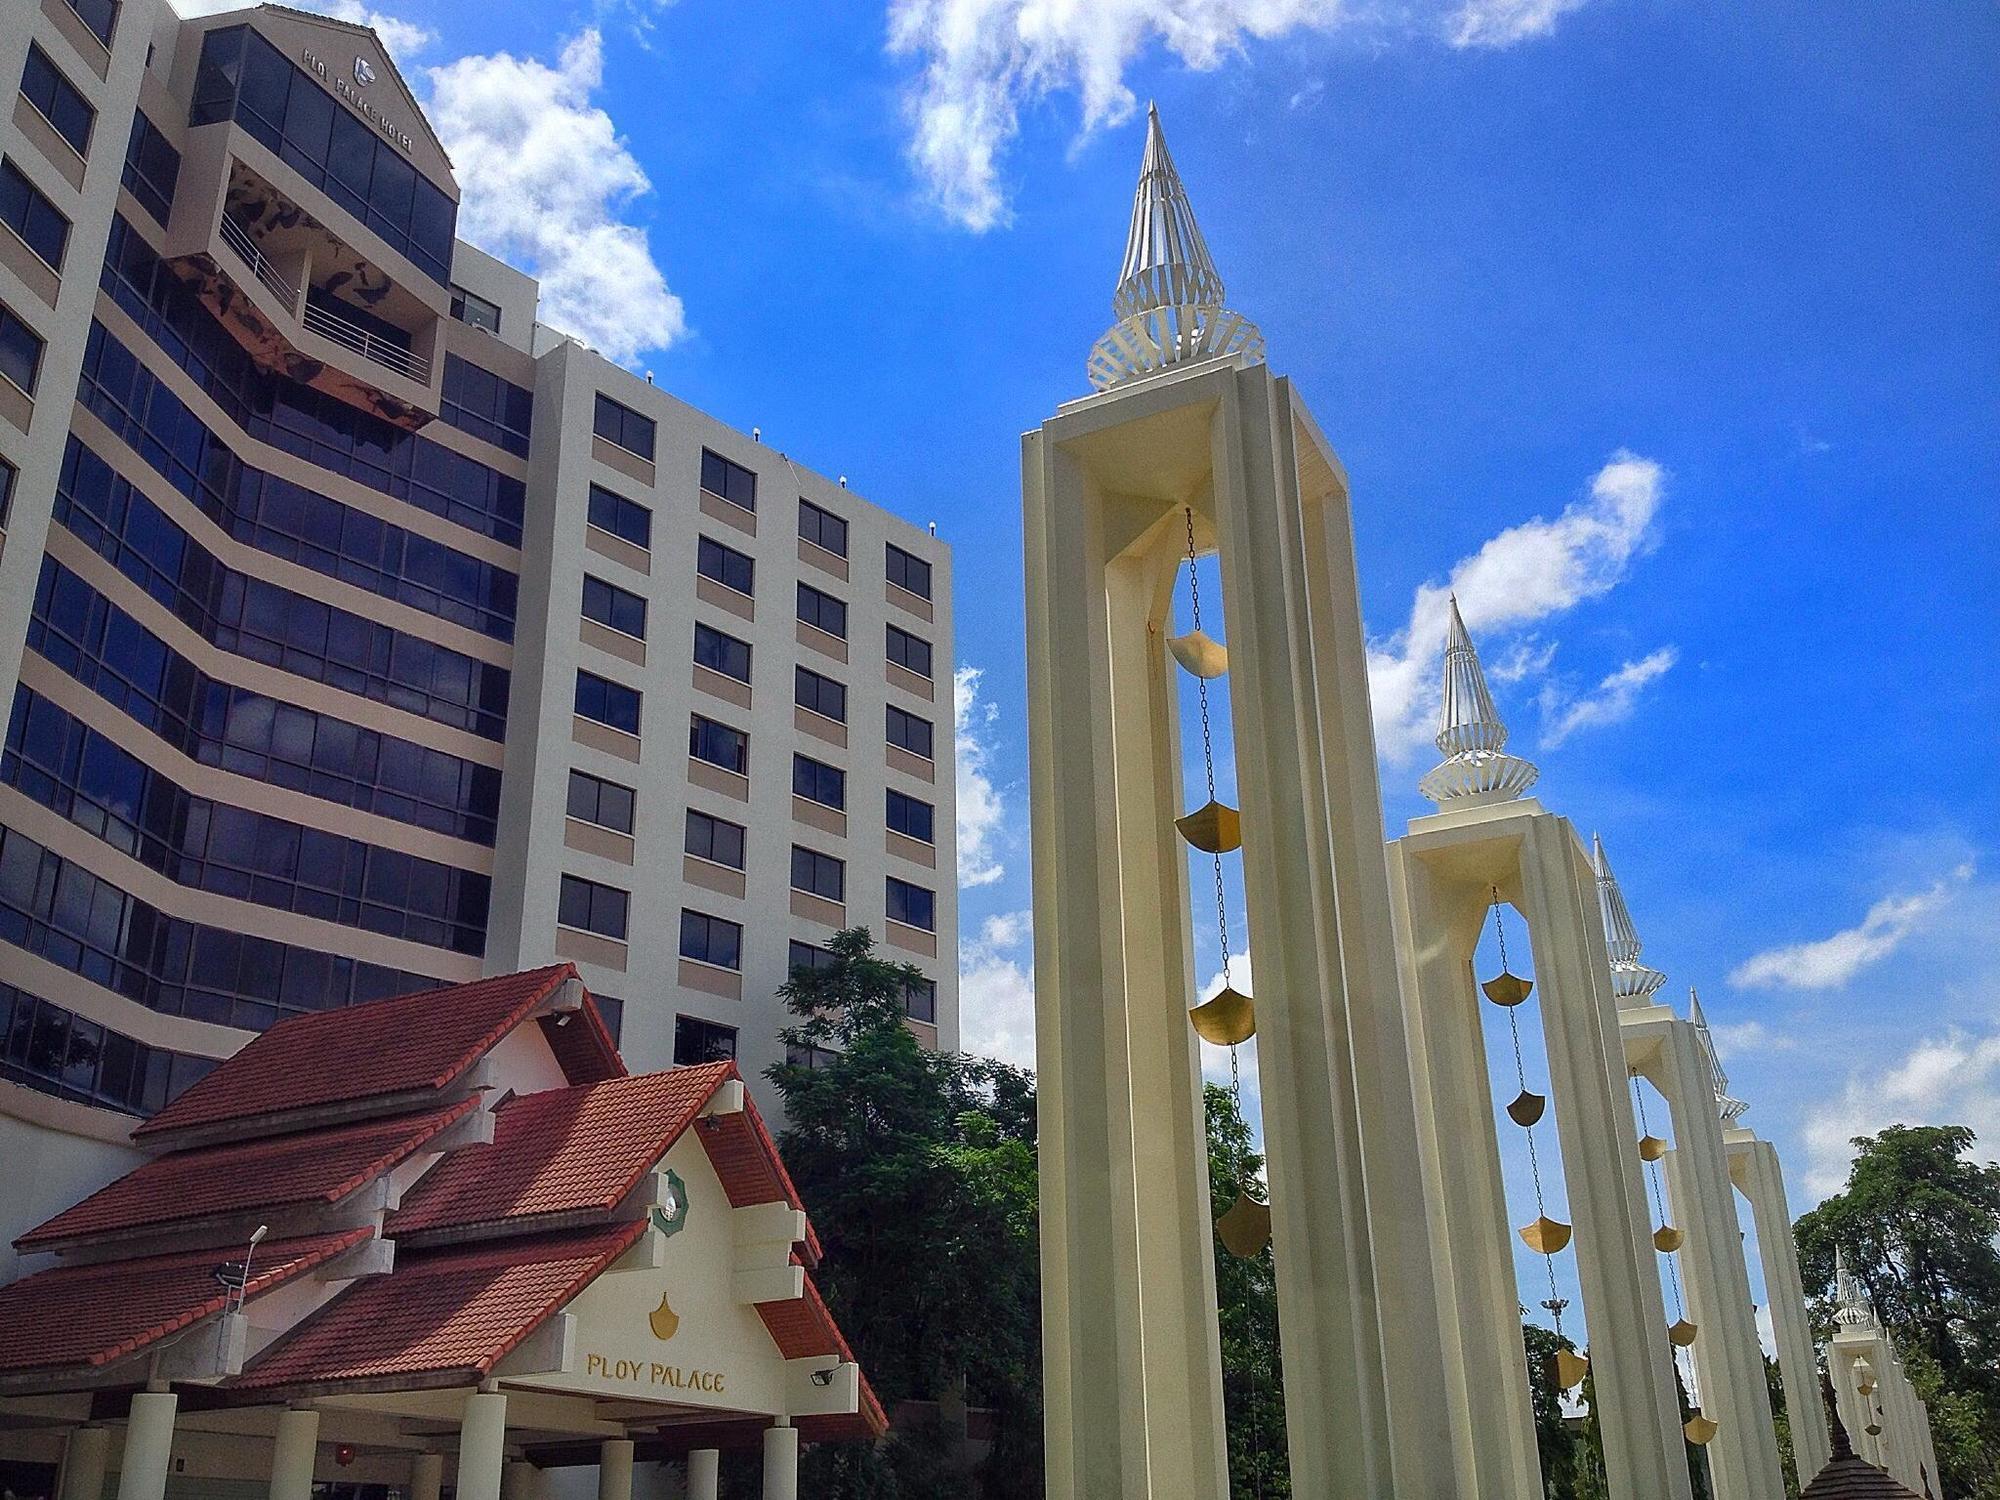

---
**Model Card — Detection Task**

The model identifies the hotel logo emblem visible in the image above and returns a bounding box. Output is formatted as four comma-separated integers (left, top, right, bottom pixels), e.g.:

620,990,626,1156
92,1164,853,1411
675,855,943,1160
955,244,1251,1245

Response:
353,56,375,87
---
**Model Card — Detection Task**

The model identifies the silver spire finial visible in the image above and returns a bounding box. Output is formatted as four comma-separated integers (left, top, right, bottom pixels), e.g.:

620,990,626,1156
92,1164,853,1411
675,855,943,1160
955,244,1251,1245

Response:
1834,1246,1875,1328
1689,987,1749,1125
1417,597,1540,806
1086,105,1265,391
1594,835,1666,1005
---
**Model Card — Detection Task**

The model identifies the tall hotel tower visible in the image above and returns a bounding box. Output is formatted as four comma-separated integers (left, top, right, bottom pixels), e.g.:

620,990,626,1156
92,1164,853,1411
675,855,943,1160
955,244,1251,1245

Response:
0,0,957,1265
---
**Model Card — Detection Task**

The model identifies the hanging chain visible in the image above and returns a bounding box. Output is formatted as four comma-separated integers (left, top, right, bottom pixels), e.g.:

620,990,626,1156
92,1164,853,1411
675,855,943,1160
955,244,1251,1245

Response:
1493,890,1563,1322
1633,1073,1697,1405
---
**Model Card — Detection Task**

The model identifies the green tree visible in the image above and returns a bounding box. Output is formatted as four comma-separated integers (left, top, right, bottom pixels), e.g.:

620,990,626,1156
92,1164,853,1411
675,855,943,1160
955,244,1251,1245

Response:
1205,1084,1289,1497
1522,1321,1604,1499
1793,1123,2000,1498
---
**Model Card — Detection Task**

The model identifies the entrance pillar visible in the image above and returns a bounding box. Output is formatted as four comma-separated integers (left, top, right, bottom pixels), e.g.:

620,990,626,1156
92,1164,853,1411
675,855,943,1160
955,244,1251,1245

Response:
597,1440,634,1500
761,1424,797,1500
60,1426,110,1500
1724,1133,1830,1480
410,1452,445,1500
115,1390,178,1500
502,1461,536,1500
271,1407,321,1500
457,1390,508,1500
686,1449,719,1500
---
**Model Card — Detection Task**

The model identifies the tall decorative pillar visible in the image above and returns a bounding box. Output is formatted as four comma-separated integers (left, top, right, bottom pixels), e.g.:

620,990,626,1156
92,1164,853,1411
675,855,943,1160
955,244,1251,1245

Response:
114,1390,178,1500
1026,105,1455,1497
1388,605,1691,1500
685,1449,719,1500
761,1424,798,1500
59,1427,110,1500
598,1439,635,1500
411,1451,446,1500
456,1389,508,1500
270,1407,321,1500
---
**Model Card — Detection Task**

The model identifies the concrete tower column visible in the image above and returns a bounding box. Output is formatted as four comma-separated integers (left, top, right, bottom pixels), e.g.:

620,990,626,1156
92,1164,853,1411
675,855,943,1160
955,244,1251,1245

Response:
410,1452,445,1500
59,1426,111,1500
115,1391,178,1500
1725,1133,1830,1480
597,1440,634,1500
502,1461,536,1500
270,1407,321,1500
456,1390,508,1500
760,1425,797,1500
685,1449,719,1500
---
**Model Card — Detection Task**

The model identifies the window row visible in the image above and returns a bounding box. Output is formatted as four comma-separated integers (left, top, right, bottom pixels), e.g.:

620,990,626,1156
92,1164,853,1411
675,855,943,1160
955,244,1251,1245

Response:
688,704,936,774
440,354,533,458
101,215,526,545
3,686,491,953
0,821,442,1032
563,873,940,964
1,158,68,273
75,334,522,640
29,558,503,845
2,982,215,1118
121,112,182,230
55,442,512,739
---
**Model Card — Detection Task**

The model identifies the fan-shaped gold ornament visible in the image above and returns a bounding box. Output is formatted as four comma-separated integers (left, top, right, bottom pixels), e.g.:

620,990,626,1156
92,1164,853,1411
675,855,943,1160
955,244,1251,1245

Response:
1519,1215,1573,1255
1482,971,1534,1008
1554,1349,1590,1391
1864,1422,1882,1438
1638,1134,1668,1162
1684,1415,1719,1446
1216,1190,1273,1259
1857,1379,1876,1396
1175,799,1242,854
1506,1089,1547,1127
1668,1318,1699,1347
1189,987,1255,1046
1653,1225,1686,1253
1168,630,1229,679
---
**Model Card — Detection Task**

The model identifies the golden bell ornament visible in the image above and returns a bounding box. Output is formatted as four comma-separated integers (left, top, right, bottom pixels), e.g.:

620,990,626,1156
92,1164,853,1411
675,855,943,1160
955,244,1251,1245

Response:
1168,631,1229,679
1189,987,1255,1046
1505,1089,1547,1127
1638,1134,1668,1162
1216,1190,1273,1259
1519,1215,1573,1255
1554,1349,1589,1391
1482,971,1534,1007
1668,1318,1699,1347
1175,799,1242,854
1684,1414,1719,1446
1653,1225,1686,1254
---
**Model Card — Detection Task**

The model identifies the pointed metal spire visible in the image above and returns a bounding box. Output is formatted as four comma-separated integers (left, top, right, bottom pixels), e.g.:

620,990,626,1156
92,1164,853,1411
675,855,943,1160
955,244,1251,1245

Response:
1834,1246,1876,1328
1689,988,1749,1125
1418,597,1540,806
1594,835,1666,1005
1086,104,1265,391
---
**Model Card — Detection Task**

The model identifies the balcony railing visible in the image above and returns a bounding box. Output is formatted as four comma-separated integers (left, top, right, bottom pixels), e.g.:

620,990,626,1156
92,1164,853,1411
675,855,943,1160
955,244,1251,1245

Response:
218,214,433,386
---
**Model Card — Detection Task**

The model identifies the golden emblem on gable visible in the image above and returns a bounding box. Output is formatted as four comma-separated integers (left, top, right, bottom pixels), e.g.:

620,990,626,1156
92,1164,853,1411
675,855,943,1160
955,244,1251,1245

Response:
648,1289,680,1342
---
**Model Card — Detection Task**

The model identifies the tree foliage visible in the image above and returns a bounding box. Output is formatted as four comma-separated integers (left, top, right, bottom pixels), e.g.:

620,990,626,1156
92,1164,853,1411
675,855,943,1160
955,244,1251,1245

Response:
1205,1083,1289,1498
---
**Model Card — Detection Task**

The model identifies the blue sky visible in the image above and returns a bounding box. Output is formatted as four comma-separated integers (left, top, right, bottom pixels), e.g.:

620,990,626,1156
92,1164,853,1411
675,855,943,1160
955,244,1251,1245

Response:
270,0,1995,1259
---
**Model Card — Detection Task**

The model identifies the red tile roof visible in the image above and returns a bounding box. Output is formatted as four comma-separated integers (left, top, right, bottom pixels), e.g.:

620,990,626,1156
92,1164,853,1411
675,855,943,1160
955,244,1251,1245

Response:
136,966,616,1141
696,1089,823,1265
387,1067,732,1237
17,1100,478,1251
234,1223,644,1392
0,1229,373,1375
755,1261,888,1439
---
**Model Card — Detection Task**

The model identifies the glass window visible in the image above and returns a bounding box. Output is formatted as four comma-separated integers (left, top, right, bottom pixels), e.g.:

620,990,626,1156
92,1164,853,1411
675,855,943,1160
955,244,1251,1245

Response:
0,456,14,529
886,542,933,600
587,484,651,549
574,670,640,735
566,769,634,835
440,355,531,458
591,992,623,1043
673,1014,737,1065
21,46,95,156
798,498,848,557
558,873,628,940
120,112,182,228
684,809,745,869
593,394,656,461
902,975,938,1023
66,0,119,48
887,624,934,679
796,583,847,640
794,666,846,724
886,705,935,760
793,753,845,811
582,575,647,639
791,845,844,903
693,622,751,683
190,26,244,126
786,1041,840,1071
449,285,502,335
886,877,936,932
788,939,834,974
697,536,753,595
699,448,756,510
0,980,212,1116
0,302,41,395
887,789,935,844
688,714,747,775
679,909,742,969
1,160,70,271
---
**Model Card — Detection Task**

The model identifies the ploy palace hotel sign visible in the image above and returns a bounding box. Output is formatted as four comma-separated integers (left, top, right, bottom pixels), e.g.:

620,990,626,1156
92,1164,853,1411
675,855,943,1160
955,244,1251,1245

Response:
298,46,415,153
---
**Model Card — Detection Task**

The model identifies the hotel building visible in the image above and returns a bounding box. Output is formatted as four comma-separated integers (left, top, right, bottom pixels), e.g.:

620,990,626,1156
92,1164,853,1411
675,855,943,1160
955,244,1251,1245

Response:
0,0,957,1271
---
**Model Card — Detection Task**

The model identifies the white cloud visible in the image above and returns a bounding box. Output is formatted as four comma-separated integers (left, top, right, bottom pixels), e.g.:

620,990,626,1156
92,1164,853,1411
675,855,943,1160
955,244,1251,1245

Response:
1287,78,1326,112
885,0,1590,231
954,665,1008,888
1537,644,1678,747
1801,1027,2000,1199
1729,866,1973,991
1708,1019,1798,1056
1367,450,1667,763
958,911,1036,1068
426,31,685,365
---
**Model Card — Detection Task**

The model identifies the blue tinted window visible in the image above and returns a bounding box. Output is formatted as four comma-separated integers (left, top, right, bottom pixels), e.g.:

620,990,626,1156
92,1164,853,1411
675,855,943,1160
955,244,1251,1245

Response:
21,46,95,155
0,159,69,270
121,112,182,228
441,355,532,457
575,670,640,735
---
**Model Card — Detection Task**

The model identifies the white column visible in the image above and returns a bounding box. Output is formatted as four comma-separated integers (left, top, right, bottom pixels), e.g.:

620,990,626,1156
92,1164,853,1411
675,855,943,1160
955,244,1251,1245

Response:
410,1452,445,1500
760,1426,797,1500
1726,1135,1829,1482
685,1449,719,1500
597,1440,634,1500
270,1408,321,1500
115,1392,178,1500
502,1461,536,1500
60,1427,111,1500
456,1391,508,1500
